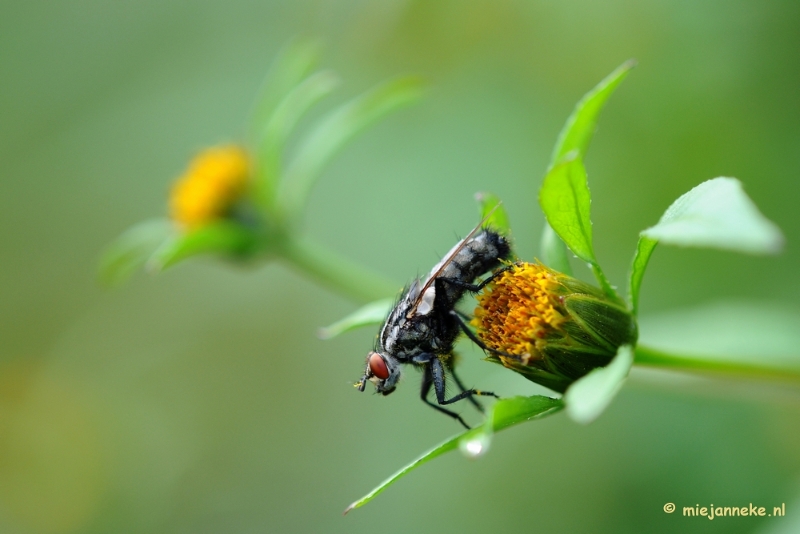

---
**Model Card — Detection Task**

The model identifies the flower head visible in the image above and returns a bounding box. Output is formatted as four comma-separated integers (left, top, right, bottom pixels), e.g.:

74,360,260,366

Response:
169,145,250,228
473,261,637,393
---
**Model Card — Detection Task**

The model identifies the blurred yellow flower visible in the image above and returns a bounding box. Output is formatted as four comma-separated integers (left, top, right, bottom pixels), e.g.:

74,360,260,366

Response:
169,145,250,228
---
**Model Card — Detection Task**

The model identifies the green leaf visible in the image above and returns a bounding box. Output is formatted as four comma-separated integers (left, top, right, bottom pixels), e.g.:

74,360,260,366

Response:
539,155,616,297
317,298,394,339
539,155,594,263
146,221,258,272
459,395,565,459
344,395,562,514
564,344,633,424
636,301,800,379
279,76,425,219
98,219,174,286
474,192,510,235
629,177,784,314
255,70,340,210
641,177,784,253
550,59,636,167
488,395,563,431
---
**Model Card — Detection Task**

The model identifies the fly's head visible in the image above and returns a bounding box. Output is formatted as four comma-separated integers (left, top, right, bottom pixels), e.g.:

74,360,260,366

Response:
356,351,401,395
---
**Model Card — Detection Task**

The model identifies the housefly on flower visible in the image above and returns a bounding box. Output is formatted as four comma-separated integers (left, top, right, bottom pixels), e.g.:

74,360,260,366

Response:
356,218,512,429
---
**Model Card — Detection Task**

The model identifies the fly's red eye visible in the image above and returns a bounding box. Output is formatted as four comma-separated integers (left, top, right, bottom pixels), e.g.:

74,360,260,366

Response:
368,352,390,380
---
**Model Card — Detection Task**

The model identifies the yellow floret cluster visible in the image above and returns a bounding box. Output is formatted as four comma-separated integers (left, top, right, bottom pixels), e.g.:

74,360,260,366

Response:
473,262,566,360
169,146,250,228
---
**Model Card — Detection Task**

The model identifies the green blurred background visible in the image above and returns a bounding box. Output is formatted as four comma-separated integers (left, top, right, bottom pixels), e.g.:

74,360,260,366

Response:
1,1,799,533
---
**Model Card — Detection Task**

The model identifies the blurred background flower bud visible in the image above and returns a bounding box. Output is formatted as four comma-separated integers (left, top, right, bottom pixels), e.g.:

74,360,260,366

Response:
169,145,251,229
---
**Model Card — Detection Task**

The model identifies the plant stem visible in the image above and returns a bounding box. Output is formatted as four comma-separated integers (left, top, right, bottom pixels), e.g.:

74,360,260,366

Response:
634,344,800,381
279,235,398,303
590,262,620,302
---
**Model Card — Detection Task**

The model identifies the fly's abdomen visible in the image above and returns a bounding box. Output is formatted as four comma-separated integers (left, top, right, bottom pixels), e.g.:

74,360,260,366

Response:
438,229,511,303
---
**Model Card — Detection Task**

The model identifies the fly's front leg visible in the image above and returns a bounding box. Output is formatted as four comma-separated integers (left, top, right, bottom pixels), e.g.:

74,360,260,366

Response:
438,264,514,294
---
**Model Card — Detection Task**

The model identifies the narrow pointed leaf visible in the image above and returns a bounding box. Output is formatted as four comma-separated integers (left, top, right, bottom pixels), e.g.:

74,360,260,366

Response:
147,221,257,272
318,298,394,339
344,395,562,514
248,40,321,201
280,76,425,217
256,70,340,208
99,219,174,286
629,177,784,313
550,59,636,167
249,39,320,147
564,344,633,424
489,395,563,429
475,192,510,235
459,395,564,459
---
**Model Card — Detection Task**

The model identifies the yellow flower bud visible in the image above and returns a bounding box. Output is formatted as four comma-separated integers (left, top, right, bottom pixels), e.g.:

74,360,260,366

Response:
169,145,250,228
473,261,637,392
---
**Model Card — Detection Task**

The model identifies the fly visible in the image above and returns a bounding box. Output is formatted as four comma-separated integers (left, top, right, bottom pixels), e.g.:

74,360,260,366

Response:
356,219,512,429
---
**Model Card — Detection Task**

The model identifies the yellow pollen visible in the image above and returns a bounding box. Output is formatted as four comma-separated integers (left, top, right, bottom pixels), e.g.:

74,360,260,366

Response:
169,145,250,228
473,262,565,359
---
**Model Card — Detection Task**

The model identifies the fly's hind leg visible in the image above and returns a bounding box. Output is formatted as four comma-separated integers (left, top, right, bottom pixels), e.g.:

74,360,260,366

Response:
419,363,471,430
415,352,498,429
449,365,486,413
430,357,498,407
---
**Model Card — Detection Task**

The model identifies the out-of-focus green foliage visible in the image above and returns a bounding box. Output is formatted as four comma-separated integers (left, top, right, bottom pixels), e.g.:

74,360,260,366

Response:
100,42,421,303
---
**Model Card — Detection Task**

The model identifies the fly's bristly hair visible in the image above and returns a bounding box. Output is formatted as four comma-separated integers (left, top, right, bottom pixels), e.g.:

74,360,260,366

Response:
357,221,512,429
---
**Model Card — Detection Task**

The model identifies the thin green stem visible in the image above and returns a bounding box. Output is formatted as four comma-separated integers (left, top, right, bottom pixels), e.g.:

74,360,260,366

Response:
634,344,800,381
278,235,398,303
628,236,658,317
590,262,620,303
